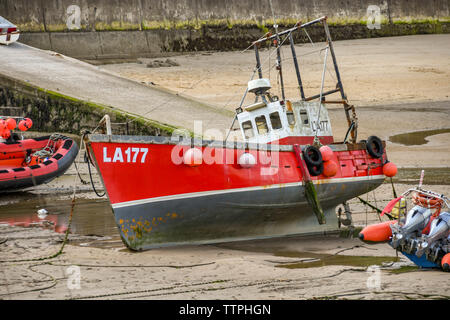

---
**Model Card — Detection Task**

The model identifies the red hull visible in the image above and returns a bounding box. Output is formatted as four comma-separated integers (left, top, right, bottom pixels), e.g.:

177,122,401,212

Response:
89,139,384,206
86,135,387,249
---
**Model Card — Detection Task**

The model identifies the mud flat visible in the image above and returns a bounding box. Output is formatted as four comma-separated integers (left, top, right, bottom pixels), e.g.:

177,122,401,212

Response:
100,34,450,108
1,179,450,300
1,223,449,300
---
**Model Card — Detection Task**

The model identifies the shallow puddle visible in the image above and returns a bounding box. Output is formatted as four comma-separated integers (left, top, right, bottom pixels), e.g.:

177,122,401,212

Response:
389,128,450,146
273,250,399,269
393,167,450,185
216,240,400,270
0,193,122,246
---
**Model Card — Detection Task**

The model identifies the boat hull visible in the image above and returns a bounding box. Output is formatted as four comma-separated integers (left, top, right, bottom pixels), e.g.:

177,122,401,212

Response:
87,134,386,250
112,176,383,250
0,32,19,45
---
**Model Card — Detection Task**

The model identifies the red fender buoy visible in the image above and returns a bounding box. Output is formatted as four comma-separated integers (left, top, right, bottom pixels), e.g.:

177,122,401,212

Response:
6,118,16,130
323,160,338,177
319,145,334,162
18,118,32,131
359,220,397,243
1,128,11,140
0,119,6,128
441,253,450,272
25,118,33,129
0,119,6,135
183,148,202,167
383,161,397,177
18,120,28,131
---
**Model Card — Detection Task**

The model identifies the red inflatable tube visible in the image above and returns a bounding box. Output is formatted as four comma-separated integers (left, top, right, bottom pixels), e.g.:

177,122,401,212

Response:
442,253,450,272
0,135,78,191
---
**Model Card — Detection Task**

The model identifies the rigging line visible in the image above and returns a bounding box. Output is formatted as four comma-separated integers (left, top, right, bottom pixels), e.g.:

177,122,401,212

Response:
297,46,329,57
131,26,295,132
313,46,329,142
303,27,337,83
241,32,273,54
256,32,292,77
136,33,284,128
215,30,293,113
303,28,315,46
124,75,211,127
135,17,295,129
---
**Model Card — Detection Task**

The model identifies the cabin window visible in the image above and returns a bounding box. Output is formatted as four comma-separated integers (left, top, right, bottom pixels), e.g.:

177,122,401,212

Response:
287,111,295,126
255,115,269,134
269,112,282,130
242,121,254,139
300,110,309,126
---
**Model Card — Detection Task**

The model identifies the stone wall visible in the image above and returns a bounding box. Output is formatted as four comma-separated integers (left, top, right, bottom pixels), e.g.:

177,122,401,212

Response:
0,74,176,136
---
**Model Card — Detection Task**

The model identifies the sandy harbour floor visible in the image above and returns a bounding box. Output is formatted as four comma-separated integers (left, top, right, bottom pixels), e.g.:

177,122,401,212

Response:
1,34,450,301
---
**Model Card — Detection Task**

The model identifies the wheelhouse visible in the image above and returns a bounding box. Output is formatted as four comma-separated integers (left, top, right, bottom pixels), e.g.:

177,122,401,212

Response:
229,16,358,147
236,78,333,145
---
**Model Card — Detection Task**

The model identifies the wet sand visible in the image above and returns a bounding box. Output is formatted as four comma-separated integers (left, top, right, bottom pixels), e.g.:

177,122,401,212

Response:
1,223,449,300
100,35,450,108
1,34,450,300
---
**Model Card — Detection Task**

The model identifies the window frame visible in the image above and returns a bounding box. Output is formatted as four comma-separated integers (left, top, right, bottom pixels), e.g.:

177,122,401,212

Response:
254,115,269,135
241,120,255,139
269,111,283,130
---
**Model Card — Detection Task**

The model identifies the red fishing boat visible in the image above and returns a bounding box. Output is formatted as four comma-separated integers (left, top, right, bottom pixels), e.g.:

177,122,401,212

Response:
0,117,79,191
85,16,396,250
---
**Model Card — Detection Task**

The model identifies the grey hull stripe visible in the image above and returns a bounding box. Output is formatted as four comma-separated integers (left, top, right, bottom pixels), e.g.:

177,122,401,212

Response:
111,175,385,209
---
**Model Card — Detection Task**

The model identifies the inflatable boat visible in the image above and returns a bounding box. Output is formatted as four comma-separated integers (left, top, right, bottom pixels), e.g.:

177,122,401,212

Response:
0,118,78,191
359,183,450,272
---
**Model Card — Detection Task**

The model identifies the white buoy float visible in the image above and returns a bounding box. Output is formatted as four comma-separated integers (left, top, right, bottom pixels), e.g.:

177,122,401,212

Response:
238,152,256,168
37,208,48,219
183,148,203,167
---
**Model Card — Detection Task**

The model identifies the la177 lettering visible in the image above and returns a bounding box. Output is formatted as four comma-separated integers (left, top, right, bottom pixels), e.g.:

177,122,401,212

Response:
103,147,148,163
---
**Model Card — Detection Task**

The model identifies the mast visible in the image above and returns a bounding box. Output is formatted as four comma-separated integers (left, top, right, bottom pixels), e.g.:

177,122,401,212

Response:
247,14,358,143
289,31,305,100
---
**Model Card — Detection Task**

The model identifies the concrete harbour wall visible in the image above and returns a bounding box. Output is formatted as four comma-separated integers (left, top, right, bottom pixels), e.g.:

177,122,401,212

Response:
0,74,175,136
1,0,449,59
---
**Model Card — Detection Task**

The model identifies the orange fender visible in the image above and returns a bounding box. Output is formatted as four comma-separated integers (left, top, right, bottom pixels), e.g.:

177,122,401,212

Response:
442,253,450,272
359,220,397,243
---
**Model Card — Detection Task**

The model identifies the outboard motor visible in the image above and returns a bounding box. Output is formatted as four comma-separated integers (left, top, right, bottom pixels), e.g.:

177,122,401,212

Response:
391,205,432,250
416,212,450,258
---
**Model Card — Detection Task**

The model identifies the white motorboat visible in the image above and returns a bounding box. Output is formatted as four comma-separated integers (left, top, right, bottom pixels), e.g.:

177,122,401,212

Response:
0,16,20,45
